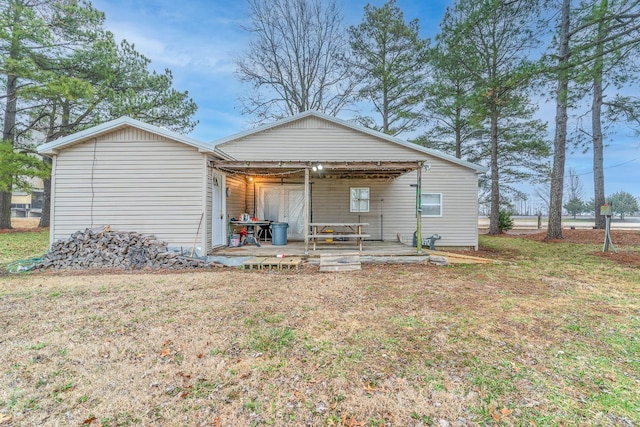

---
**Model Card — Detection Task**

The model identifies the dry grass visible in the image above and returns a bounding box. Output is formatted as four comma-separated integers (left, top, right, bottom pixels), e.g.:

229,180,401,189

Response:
7,218,42,230
0,232,639,426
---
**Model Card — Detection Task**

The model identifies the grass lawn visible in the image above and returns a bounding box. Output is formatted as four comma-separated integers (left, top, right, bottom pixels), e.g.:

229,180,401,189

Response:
0,229,49,268
0,229,638,426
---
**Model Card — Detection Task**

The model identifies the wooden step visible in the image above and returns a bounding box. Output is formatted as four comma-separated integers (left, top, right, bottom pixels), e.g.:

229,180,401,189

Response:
242,257,269,270
241,256,303,270
279,256,303,269
319,253,361,272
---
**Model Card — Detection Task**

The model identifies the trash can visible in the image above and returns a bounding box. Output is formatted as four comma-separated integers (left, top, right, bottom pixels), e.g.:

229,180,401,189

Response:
271,222,289,246
229,234,241,247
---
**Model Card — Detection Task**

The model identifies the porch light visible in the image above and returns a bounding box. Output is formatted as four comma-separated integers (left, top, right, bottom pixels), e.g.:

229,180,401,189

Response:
312,163,323,172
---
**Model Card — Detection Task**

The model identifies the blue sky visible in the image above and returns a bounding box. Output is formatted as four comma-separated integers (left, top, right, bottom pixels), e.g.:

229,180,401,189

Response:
91,0,639,203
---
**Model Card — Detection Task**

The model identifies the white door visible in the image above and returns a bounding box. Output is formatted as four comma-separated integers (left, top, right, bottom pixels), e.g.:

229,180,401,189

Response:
212,174,225,246
258,185,304,240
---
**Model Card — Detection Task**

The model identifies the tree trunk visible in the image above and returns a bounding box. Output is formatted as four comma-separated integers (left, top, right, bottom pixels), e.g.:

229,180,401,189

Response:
38,159,52,228
1,73,18,229
38,100,71,229
0,192,12,228
547,0,571,240
488,114,501,235
455,104,462,159
592,0,607,230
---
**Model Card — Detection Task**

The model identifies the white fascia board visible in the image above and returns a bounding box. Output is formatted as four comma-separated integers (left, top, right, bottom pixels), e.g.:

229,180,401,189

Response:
37,116,213,155
211,110,488,173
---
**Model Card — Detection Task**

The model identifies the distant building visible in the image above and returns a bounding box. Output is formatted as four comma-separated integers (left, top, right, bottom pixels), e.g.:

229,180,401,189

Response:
11,177,44,218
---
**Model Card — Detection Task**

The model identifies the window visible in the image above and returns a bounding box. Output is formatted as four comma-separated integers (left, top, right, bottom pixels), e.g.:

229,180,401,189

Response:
350,187,370,212
421,193,442,217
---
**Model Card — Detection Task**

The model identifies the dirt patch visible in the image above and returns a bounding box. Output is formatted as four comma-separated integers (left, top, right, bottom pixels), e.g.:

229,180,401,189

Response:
1,218,45,233
493,229,640,268
591,250,640,267
503,228,640,245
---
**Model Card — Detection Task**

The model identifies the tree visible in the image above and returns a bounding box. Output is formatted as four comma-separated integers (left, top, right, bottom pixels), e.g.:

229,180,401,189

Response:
1,1,198,228
0,142,48,192
547,0,572,239
607,190,639,219
565,167,585,201
438,0,550,235
348,0,429,136
0,0,103,228
30,34,197,227
534,180,551,214
576,0,640,229
417,33,482,161
235,0,356,123
546,0,640,238
564,197,586,218
562,168,586,218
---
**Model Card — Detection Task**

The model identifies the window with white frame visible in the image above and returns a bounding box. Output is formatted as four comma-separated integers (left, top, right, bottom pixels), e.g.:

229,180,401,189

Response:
421,193,442,217
350,187,370,212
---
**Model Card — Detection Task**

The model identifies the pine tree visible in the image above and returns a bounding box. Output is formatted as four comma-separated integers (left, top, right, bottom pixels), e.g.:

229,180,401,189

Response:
417,41,482,161
437,0,550,235
348,0,429,136
0,0,103,228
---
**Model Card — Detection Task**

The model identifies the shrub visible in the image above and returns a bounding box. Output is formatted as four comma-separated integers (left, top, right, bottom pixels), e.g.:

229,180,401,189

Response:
498,210,514,232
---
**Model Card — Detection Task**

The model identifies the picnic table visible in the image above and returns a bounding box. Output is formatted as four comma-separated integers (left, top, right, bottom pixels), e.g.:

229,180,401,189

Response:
308,223,370,251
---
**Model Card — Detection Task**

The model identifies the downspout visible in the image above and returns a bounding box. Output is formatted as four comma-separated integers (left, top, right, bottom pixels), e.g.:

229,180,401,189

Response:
304,167,310,255
201,155,209,254
380,198,384,241
416,163,423,254
49,155,57,248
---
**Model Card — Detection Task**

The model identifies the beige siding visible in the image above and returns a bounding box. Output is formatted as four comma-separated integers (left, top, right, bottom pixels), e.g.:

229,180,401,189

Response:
417,159,479,248
311,178,389,240
218,116,425,161
52,128,206,250
225,175,249,220
310,158,479,248
206,159,213,249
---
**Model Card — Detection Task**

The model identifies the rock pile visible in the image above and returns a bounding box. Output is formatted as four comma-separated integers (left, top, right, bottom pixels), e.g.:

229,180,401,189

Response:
38,226,213,270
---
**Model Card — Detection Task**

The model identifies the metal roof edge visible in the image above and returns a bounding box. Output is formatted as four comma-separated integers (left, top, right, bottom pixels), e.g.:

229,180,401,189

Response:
211,111,487,173
37,116,212,154
211,110,320,147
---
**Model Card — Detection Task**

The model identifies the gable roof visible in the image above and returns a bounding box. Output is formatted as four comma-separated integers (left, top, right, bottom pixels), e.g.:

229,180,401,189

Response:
37,116,212,155
212,110,487,173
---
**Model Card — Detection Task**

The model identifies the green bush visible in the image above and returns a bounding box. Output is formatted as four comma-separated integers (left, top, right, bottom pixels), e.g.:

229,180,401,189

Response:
498,210,514,232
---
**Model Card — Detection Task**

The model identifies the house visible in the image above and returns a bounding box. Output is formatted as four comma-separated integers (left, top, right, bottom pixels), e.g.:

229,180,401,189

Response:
37,111,487,254
11,177,44,218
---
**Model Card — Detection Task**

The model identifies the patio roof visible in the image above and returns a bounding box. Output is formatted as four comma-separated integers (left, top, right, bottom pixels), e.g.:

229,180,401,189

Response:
210,160,423,179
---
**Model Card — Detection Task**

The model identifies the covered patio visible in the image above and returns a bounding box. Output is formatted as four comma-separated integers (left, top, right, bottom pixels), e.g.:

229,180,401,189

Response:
210,238,421,258
212,159,430,255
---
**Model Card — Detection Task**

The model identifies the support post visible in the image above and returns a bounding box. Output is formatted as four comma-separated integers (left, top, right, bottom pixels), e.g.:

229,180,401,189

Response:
601,204,616,253
416,164,422,254
603,215,617,253
304,167,310,255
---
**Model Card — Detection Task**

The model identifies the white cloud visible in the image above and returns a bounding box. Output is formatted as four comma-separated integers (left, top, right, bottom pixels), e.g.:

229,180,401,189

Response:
104,21,242,74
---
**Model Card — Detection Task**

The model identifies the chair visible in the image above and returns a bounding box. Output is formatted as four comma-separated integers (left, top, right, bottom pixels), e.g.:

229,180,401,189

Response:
257,222,272,242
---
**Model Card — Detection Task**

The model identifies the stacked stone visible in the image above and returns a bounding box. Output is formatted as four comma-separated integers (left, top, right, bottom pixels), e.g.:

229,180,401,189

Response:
39,226,211,270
